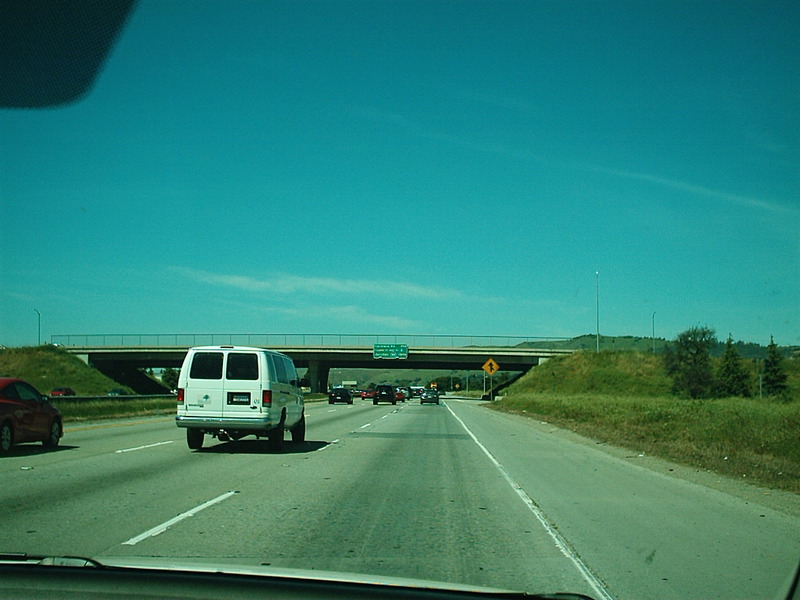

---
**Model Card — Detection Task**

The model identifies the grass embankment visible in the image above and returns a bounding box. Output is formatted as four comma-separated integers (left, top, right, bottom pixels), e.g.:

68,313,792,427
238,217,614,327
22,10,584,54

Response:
0,345,169,422
492,351,800,493
0,345,130,396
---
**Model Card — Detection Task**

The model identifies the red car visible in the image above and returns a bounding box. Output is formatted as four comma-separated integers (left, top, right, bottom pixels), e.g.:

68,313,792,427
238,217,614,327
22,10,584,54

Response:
50,387,76,396
0,378,63,453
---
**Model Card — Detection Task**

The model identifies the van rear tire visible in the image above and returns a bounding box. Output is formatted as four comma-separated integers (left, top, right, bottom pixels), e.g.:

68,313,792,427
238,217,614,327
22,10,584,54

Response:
187,429,204,450
268,428,283,451
291,413,306,443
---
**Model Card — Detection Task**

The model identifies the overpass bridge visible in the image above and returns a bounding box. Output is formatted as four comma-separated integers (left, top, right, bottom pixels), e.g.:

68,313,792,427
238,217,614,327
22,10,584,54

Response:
53,334,573,393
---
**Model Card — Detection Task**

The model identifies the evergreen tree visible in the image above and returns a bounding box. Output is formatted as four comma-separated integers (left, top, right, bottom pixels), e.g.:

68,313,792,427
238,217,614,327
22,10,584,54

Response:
716,335,751,397
664,326,716,398
763,336,788,397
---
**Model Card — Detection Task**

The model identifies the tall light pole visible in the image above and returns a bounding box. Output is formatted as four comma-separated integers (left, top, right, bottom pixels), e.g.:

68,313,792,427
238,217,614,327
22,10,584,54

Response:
34,309,41,345
651,311,657,353
595,271,600,353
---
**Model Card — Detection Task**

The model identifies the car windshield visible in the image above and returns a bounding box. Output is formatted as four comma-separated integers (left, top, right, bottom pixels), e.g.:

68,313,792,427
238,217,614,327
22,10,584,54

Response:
2,2,799,599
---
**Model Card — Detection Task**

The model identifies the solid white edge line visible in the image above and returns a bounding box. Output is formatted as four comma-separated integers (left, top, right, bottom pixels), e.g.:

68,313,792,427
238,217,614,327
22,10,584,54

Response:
122,491,238,546
443,402,615,600
316,438,339,452
115,440,174,454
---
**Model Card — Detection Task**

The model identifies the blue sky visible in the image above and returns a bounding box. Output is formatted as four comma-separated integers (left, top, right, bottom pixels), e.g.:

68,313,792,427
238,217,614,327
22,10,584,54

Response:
2,0,798,347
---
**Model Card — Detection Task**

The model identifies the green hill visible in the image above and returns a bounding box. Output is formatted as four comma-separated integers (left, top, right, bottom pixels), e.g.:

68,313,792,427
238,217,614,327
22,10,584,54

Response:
508,347,799,399
518,334,798,360
513,350,672,397
0,345,128,396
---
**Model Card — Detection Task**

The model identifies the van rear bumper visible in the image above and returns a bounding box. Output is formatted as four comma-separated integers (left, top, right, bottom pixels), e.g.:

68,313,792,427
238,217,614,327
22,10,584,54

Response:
175,415,279,431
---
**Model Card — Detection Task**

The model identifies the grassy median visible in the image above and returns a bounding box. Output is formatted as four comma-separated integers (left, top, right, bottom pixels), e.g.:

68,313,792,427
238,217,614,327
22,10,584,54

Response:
54,397,177,422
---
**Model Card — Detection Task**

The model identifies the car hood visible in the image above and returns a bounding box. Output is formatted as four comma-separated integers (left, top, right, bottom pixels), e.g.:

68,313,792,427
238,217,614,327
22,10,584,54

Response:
0,554,597,599
103,555,513,589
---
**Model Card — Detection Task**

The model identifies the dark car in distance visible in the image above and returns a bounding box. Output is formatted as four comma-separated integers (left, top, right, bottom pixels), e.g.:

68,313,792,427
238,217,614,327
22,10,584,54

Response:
373,384,396,405
328,388,353,404
420,389,440,405
0,378,63,453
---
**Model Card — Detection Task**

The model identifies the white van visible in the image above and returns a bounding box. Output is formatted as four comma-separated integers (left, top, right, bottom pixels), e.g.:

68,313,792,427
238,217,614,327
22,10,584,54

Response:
175,346,305,450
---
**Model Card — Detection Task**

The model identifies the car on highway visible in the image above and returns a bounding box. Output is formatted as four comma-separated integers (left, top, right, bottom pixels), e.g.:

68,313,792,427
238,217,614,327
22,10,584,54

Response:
176,345,306,450
50,387,76,397
420,388,440,405
107,388,129,396
373,384,397,405
328,387,353,404
396,386,411,402
361,388,375,399
0,377,63,453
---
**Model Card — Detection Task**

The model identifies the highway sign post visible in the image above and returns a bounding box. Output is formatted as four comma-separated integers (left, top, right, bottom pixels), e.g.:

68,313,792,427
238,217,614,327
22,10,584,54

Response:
373,343,409,359
482,358,500,401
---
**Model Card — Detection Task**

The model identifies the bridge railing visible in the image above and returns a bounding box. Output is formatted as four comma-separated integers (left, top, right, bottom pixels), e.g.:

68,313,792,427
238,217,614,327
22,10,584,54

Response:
50,333,569,348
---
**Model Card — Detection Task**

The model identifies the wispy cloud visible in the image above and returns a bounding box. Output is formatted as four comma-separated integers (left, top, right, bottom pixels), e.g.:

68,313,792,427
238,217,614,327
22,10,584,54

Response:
588,165,800,216
351,105,518,156
172,267,464,300
354,103,797,219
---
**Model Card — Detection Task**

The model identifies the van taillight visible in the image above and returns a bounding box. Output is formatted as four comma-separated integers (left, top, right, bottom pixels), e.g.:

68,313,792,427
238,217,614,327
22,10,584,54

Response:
177,388,184,404
262,390,272,406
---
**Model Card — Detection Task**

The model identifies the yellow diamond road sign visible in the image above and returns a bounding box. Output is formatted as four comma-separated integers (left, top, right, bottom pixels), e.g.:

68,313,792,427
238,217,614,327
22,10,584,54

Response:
482,358,499,375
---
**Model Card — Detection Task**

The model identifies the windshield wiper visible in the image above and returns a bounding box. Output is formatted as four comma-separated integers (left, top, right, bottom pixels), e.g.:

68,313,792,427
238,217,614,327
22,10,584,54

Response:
0,553,101,567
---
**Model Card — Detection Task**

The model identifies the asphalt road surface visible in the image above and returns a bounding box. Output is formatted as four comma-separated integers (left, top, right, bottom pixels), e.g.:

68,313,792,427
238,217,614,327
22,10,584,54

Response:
2,397,798,599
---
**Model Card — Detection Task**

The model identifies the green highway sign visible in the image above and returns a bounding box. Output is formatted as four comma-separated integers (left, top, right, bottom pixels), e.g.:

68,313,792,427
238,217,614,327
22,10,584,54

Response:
373,343,409,359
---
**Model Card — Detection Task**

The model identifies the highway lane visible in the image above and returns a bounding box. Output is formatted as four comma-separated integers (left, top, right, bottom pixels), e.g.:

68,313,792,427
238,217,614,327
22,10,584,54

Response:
1,402,379,558
444,399,800,600
1,398,798,599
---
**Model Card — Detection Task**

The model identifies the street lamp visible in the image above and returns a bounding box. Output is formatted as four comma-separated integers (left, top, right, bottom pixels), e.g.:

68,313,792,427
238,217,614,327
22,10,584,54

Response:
34,309,41,345
651,311,657,353
595,271,600,353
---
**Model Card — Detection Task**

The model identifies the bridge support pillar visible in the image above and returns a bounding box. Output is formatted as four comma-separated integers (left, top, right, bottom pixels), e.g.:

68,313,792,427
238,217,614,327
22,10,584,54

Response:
305,360,330,393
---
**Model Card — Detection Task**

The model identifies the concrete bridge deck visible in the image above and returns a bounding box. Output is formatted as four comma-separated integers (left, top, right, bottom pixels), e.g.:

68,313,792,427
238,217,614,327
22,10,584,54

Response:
58,335,573,393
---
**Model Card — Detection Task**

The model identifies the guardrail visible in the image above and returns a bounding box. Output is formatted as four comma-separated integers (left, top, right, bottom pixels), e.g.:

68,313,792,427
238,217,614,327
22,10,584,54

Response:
50,333,569,348
49,394,176,403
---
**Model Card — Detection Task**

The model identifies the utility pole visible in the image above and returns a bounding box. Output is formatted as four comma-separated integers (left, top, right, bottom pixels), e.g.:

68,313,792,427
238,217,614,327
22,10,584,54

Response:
34,309,41,345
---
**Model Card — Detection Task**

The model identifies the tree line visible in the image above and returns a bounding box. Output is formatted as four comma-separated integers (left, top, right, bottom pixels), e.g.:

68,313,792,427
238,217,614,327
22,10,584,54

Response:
664,326,789,399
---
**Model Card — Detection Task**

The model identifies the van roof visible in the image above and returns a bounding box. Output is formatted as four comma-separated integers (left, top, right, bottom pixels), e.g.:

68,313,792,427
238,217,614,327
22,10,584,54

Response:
187,345,286,355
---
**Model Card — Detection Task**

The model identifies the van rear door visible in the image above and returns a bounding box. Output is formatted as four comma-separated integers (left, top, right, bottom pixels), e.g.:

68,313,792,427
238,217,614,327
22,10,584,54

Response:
183,351,225,417
221,351,261,419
